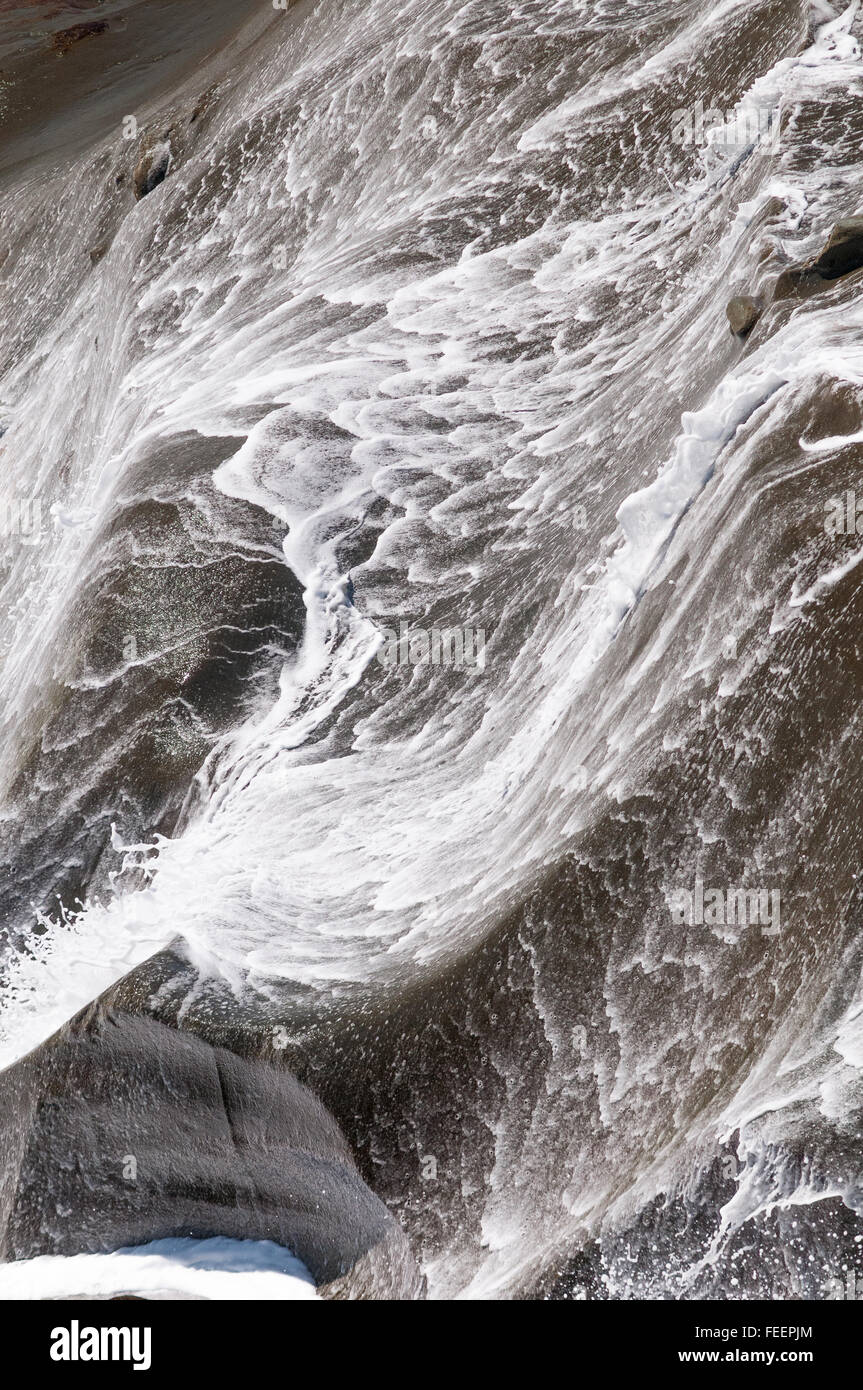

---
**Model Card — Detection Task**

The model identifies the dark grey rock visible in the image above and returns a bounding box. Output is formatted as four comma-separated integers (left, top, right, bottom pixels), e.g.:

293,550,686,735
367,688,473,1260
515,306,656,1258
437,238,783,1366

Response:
133,145,171,201
0,1005,424,1300
812,217,863,280
772,217,863,302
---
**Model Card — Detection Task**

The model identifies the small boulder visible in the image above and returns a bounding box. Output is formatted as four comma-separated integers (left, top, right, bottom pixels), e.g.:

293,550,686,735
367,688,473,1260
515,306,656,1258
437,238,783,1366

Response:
133,143,172,201
811,217,863,280
0,1005,425,1299
726,295,762,337
772,217,863,302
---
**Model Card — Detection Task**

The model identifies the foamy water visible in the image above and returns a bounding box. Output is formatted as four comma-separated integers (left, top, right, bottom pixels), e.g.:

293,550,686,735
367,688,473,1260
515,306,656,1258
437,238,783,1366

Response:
0,1238,317,1300
2,0,863,1299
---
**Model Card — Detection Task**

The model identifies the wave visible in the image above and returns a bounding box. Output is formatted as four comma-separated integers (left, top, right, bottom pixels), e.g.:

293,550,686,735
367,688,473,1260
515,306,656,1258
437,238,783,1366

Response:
1,0,863,1299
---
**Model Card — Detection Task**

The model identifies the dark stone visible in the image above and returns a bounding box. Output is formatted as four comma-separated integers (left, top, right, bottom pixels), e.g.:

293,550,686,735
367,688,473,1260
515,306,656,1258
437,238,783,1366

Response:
133,146,171,201
726,295,762,336
811,217,863,280
0,1006,424,1300
772,218,863,303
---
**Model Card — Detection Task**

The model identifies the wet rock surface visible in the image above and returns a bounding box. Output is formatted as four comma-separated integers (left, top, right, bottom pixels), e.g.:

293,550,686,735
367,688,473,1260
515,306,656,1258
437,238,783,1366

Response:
133,142,172,200
811,216,863,280
726,294,762,336
0,1004,424,1299
0,434,304,949
4,0,863,1307
50,21,108,55
772,217,863,302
